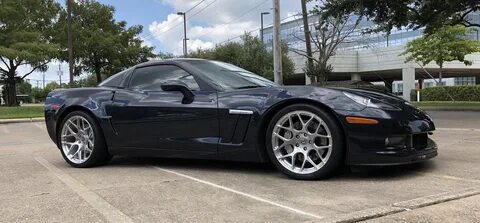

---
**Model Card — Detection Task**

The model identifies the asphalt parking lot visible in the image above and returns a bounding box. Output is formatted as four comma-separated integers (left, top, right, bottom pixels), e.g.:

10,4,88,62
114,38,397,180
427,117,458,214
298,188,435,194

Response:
1,111,479,223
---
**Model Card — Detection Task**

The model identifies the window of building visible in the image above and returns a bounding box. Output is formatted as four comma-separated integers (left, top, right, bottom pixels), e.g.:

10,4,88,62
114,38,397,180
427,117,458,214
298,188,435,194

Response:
129,65,200,91
424,82,434,88
454,76,476,86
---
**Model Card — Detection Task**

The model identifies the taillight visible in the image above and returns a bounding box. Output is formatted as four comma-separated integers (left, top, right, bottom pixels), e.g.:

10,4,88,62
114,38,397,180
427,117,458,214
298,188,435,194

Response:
51,103,62,110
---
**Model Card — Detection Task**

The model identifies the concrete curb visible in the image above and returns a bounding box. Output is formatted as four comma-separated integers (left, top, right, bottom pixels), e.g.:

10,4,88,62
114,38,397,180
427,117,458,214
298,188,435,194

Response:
419,107,480,112
313,206,405,223
314,187,480,223
392,187,480,209
0,117,44,124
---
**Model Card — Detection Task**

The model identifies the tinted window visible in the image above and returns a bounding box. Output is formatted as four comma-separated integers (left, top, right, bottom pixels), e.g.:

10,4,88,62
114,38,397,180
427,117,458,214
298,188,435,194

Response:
188,60,277,90
99,69,129,87
129,65,200,91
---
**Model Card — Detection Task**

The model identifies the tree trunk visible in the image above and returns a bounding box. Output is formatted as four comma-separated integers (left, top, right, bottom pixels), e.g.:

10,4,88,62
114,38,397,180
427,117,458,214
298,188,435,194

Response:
384,79,393,93
438,65,443,87
5,71,17,106
95,65,102,84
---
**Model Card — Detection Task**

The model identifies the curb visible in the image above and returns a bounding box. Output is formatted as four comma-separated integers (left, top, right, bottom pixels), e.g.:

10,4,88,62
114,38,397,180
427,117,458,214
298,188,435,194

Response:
313,206,405,223
392,187,480,210
314,187,480,223
0,117,45,124
419,107,480,112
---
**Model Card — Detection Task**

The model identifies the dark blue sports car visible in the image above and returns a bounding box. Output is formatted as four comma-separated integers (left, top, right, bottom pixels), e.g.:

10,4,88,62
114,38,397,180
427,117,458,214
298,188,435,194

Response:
44,59,437,180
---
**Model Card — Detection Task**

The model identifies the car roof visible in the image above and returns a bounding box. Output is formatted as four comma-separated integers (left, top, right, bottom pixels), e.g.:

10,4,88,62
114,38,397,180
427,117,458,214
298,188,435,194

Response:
136,58,209,67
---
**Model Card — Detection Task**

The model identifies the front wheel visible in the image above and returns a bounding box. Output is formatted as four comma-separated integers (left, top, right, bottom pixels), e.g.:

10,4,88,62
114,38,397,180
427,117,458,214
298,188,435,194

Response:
266,104,344,180
57,111,111,168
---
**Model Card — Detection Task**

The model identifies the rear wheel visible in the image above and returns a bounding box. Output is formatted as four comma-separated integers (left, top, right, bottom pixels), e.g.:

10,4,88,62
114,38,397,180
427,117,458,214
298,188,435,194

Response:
58,111,110,168
266,104,344,180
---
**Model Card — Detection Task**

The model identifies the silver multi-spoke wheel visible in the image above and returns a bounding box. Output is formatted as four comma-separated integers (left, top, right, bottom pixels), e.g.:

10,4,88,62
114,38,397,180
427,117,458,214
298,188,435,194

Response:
272,111,332,175
61,115,94,164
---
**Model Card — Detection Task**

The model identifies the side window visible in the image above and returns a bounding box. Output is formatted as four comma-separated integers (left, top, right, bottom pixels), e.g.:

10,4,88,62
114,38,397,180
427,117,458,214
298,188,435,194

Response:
129,65,200,91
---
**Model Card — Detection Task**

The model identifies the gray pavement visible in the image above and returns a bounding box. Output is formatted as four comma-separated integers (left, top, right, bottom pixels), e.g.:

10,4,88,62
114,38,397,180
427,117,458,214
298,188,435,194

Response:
0,111,479,222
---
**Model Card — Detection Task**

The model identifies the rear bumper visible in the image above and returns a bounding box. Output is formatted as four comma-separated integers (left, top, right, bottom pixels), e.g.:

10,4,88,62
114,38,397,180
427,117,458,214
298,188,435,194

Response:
45,109,57,144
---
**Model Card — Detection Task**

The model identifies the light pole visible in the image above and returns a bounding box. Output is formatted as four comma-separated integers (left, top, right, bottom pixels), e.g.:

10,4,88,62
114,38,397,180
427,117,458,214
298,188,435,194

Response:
67,0,74,87
272,0,283,85
58,64,63,86
260,12,270,45
177,12,187,57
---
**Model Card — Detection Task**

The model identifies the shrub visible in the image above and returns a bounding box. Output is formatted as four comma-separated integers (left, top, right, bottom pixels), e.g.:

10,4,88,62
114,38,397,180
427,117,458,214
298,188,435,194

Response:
419,85,480,101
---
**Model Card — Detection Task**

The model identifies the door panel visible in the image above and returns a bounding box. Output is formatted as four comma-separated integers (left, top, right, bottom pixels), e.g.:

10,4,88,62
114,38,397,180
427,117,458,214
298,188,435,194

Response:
107,89,219,153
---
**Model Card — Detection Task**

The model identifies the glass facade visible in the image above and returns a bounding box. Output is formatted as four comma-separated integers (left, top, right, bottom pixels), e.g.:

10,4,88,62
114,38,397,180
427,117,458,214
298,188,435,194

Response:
262,13,480,52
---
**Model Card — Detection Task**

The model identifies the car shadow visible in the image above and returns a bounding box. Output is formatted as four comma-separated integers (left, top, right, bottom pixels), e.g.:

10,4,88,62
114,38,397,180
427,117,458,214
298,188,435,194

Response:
107,156,438,180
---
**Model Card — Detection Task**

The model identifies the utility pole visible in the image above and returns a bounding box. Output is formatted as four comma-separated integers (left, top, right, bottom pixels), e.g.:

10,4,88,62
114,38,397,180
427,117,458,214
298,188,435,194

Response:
177,12,187,57
301,0,314,85
42,72,45,89
67,0,74,87
272,0,283,85
260,12,270,45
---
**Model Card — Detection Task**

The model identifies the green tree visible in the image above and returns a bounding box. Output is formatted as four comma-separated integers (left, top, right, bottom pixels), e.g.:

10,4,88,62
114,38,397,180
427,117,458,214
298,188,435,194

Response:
71,74,97,88
54,0,154,84
30,81,63,102
189,33,294,80
31,87,47,102
401,25,480,86
44,81,61,92
322,0,479,33
16,80,32,95
0,0,60,106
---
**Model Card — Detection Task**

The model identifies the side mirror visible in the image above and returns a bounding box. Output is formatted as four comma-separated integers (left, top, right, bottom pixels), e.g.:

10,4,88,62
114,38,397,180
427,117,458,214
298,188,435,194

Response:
161,80,194,104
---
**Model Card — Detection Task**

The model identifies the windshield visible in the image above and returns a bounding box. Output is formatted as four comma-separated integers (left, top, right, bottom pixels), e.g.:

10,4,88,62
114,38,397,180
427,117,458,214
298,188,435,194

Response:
98,68,131,88
188,60,278,90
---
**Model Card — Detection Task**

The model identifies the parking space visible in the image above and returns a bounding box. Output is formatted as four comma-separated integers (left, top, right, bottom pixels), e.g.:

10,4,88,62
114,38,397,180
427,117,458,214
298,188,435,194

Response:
1,111,479,222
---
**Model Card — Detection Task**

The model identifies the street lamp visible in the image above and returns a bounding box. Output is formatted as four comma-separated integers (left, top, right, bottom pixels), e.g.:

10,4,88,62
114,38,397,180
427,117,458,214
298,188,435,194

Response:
260,12,270,45
177,12,187,57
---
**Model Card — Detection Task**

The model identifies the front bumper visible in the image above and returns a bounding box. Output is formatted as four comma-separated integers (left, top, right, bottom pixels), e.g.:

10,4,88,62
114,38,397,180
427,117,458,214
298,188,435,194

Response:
336,106,438,166
347,138,438,165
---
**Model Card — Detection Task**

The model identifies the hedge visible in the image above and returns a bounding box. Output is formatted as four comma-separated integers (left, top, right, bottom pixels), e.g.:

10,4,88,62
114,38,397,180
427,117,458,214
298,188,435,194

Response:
412,85,480,101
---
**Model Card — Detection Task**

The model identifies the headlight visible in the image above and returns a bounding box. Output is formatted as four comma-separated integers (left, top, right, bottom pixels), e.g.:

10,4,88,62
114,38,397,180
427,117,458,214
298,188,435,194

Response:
343,92,399,110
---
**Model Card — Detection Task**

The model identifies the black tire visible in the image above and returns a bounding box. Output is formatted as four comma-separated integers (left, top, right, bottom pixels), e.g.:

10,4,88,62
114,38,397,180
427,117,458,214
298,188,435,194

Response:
265,104,344,180
57,111,111,168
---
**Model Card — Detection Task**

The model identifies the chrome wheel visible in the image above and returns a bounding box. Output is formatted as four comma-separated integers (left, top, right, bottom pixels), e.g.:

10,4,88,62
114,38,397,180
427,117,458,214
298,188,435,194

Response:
61,115,94,164
271,111,332,174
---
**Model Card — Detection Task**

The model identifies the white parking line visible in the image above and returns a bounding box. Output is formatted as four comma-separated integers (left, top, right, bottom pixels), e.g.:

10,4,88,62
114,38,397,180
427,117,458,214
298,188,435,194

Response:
436,127,480,132
33,122,47,133
416,171,480,184
35,157,133,223
152,166,324,220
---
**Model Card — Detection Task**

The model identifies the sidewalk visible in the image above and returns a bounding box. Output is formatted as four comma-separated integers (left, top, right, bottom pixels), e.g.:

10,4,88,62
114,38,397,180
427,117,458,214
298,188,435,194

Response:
0,117,44,124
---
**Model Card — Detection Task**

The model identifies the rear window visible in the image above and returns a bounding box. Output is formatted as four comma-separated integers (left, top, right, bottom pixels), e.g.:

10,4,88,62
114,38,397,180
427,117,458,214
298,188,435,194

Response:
99,69,130,87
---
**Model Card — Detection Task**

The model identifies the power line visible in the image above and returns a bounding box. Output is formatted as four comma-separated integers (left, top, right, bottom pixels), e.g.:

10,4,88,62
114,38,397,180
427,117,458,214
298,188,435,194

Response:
192,0,270,41
168,0,270,54
168,13,306,55
140,0,208,39
186,0,218,20
215,14,298,45
142,0,217,42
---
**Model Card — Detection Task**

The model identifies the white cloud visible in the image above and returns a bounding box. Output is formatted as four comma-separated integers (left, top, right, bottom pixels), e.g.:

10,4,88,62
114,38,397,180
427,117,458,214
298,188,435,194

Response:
149,0,303,54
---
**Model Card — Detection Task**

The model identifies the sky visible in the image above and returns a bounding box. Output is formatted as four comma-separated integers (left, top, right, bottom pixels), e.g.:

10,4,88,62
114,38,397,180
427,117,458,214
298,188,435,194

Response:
18,0,309,87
